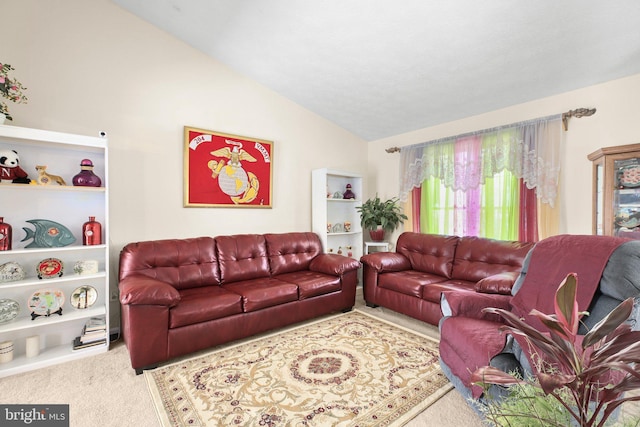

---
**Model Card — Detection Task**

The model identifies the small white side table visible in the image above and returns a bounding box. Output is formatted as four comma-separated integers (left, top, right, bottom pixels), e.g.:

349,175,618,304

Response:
364,241,390,254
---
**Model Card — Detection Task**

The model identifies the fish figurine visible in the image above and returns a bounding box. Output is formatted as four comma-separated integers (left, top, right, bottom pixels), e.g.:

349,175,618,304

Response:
21,219,76,248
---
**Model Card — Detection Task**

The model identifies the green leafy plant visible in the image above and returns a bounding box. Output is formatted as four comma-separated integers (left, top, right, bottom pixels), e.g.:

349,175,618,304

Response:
479,380,573,426
0,63,28,121
355,194,407,233
472,273,640,427
478,379,640,427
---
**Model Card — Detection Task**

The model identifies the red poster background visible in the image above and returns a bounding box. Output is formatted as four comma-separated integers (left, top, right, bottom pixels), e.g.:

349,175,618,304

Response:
184,127,273,207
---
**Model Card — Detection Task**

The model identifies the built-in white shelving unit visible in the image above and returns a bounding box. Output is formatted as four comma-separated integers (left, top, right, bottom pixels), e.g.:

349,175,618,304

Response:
0,125,109,377
312,168,363,261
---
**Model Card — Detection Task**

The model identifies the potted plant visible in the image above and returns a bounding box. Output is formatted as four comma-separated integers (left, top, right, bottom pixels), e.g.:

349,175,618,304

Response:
356,195,407,241
472,273,640,427
0,63,28,122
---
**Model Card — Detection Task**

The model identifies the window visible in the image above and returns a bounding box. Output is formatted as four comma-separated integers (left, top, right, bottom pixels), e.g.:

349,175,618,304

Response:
400,115,563,241
420,170,520,240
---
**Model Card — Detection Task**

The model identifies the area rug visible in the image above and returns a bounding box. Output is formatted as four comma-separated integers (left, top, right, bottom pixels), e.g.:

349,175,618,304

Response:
145,309,452,426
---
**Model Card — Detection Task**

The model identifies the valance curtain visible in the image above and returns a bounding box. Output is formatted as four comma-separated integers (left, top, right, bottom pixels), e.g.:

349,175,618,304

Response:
399,115,564,208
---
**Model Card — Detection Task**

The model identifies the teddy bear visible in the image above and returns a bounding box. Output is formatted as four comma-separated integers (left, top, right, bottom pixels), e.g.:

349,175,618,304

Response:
0,149,31,184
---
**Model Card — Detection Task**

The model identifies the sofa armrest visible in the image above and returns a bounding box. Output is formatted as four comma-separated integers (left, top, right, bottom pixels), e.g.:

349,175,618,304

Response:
309,253,361,276
441,290,511,322
119,274,181,307
360,252,411,273
475,271,520,295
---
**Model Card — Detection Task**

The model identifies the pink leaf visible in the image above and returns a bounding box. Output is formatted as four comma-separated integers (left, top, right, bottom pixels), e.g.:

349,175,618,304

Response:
554,273,579,337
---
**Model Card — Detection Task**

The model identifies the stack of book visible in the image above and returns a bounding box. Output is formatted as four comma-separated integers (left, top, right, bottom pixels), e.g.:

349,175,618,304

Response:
73,317,107,350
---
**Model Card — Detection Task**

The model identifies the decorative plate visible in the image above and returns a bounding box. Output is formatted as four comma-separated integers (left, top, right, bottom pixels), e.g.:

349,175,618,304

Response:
70,285,97,309
27,289,64,318
617,217,640,228
37,258,64,279
0,262,26,283
0,299,19,324
619,165,640,188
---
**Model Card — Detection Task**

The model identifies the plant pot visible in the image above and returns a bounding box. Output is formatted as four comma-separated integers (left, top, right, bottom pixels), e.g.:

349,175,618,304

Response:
369,228,385,242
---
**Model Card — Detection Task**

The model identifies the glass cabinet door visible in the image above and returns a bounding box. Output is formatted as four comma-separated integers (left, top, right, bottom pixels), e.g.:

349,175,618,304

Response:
595,163,603,235
613,158,640,238
588,143,640,237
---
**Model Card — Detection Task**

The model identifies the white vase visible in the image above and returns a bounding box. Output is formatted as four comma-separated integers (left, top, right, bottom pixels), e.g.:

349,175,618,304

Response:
0,113,5,125
0,340,14,363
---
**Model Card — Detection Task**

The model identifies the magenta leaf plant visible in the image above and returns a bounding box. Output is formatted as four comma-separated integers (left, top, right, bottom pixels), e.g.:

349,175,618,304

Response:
472,273,640,427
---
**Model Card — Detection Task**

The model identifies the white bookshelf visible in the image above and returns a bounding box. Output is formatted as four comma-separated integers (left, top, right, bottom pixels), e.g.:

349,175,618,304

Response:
0,125,109,377
311,168,363,261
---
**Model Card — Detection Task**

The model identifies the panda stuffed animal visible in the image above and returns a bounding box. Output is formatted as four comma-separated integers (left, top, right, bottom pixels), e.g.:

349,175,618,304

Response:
0,149,31,184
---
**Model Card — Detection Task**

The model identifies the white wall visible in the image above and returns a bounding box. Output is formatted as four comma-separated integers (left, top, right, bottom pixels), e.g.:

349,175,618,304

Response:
2,0,368,244
2,0,368,323
5,1,640,326
367,73,640,242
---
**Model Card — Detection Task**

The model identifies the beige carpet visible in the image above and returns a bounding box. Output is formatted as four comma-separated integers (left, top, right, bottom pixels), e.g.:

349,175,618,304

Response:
0,289,484,427
146,310,452,426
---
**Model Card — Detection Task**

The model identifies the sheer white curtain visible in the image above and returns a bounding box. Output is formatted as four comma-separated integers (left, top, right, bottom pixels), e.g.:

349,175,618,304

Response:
399,115,563,207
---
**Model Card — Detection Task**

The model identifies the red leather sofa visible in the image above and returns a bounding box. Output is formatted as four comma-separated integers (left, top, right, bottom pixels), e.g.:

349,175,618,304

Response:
118,232,360,374
360,232,534,326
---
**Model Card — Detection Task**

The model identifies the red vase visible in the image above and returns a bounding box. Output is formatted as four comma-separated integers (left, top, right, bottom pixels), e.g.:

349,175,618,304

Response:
0,217,12,251
369,228,385,242
82,216,102,246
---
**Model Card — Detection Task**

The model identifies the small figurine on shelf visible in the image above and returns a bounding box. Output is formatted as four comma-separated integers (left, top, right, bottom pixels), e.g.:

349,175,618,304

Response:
337,246,343,255
346,246,353,258
0,217,11,250
0,149,31,184
343,183,355,199
35,165,66,186
344,221,351,232
73,260,98,275
72,159,102,187
21,219,76,248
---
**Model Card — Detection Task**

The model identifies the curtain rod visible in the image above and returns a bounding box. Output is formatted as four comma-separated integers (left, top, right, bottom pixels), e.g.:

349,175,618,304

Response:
385,107,596,153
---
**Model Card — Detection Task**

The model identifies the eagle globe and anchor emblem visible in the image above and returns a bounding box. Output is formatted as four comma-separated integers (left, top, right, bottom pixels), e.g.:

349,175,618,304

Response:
197,138,269,205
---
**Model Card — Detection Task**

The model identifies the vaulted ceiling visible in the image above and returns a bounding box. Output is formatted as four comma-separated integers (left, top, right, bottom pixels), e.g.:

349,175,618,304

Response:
112,0,640,141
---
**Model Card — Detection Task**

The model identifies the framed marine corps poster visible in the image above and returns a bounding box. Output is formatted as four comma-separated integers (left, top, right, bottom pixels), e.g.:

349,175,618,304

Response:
184,127,273,208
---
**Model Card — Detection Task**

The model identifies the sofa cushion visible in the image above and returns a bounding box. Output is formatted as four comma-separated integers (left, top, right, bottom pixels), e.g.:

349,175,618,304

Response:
216,234,270,284
223,278,299,312
421,279,476,303
265,232,322,275
475,271,521,295
378,270,447,298
275,271,341,299
119,275,181,307
396,232,459,278
599,240,640,301
169,286,243,328
451,236,533,283
119,237,220,290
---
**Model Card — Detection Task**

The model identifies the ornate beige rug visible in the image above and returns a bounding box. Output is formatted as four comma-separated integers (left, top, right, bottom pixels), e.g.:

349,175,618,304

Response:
145,310,452,426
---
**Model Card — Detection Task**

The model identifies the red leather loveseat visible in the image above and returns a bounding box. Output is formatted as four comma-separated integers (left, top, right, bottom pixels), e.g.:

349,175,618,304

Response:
360,232,534,326
118,232,360,374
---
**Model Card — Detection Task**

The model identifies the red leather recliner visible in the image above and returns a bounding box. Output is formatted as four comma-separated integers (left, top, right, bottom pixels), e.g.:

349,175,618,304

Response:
439,234,640,410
